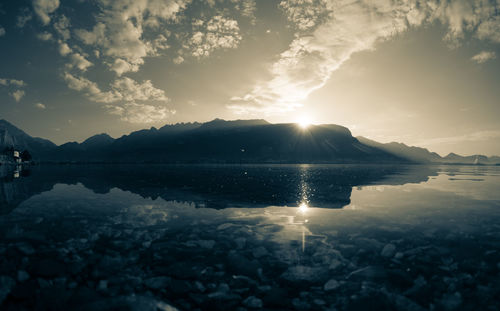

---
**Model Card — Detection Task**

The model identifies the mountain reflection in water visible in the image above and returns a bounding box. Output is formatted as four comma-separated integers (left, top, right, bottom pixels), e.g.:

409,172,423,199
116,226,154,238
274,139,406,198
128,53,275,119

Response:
0,164,439,213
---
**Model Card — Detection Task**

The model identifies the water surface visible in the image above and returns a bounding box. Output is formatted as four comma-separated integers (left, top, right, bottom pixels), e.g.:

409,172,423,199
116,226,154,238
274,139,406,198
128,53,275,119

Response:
1,164,499,310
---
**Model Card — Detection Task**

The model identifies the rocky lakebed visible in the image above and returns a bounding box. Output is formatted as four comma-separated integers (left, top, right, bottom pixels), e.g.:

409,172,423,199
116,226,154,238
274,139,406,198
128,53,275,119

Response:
1,200,499,311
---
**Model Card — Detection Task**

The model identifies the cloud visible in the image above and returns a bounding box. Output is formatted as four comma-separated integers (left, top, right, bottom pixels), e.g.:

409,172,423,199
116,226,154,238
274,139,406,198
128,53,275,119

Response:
111,77,168,102
35,102,46,109
476,15,500,43
75,0,189,75
16,8,33,28
56,40,93,72
36,31,53,41
63,72,121,103
471,51,496,64
110,58,142,76
230,0,500,115
68,52,93,71
187,16,242,58
279,0,331,31
173,55,184,64
234,0,257,25
106,102,175,123
150,34,170,56
1,78,27,103
53,15,70,40
74,1,248,74
63,69,170,122
0,78,26,87
33,0,60,25
0,26,5,37
63,73,167,103
10,90,25,102
58,41,72,55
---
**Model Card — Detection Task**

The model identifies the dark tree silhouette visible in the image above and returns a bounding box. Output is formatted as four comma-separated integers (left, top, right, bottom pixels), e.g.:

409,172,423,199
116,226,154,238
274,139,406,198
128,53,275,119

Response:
21,150,32,162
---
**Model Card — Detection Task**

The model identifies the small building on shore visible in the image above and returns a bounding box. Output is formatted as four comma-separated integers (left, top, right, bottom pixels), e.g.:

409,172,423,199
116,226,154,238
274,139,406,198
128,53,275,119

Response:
13,150,21,164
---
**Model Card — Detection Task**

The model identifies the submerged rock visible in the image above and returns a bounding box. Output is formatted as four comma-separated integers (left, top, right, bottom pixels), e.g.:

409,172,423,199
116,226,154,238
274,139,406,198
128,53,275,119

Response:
75,295,179,311
16,243,35,255
97,280,108,292
404,276,427,296
252,247,268,258
34,259,66,277
217,223,236,231
347,266,387,280
440,292,462,311
227,253,260,278
261,288,290,308
37,278,52,289
234,238,246,249
0,276,16,305
207,290,240,301
381,244,396,258
324,279,340,291
313,298,326,306
281,266,327,283
243,296,263,308
292,298,311,310
328,259,342,270
17,270,30,282
144,276,171,290
383,290,426,311
356,238,384,251
194,281,206,293
198,240,216,249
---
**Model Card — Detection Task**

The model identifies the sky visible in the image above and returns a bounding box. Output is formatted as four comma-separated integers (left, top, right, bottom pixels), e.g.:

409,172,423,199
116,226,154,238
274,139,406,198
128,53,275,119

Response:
0,0,499,156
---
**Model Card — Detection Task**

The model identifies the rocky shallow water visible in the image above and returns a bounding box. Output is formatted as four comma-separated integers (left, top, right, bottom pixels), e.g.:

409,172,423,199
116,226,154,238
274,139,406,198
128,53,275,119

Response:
0,164,499,310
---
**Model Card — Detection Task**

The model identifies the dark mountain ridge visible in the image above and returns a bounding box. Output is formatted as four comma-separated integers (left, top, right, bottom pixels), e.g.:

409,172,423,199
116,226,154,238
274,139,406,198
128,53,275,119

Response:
357,136,442,163
0,118,498,164
100,121,403,163
357,136,500,165
0,119,56,158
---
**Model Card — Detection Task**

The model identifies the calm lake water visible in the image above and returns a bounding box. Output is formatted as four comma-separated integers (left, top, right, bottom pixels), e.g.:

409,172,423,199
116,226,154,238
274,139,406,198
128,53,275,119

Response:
1,164,499,310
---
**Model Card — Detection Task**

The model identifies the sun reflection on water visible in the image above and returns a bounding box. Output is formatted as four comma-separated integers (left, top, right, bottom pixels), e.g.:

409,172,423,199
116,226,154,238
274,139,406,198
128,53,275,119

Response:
298,202,309,213
296,202,310,252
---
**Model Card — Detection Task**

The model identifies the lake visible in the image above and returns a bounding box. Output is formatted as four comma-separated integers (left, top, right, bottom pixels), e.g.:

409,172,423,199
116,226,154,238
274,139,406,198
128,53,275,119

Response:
1,164,499,310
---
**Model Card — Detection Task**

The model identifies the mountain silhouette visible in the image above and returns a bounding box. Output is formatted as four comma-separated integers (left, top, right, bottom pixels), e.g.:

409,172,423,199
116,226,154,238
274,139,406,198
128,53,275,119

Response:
357,136,442,163
81,133,114,149
0,119,56,157
1,119,498,164
358,136,499,165
48,121,405,163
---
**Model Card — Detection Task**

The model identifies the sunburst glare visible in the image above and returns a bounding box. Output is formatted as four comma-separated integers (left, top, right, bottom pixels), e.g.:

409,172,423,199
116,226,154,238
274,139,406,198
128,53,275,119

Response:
297,116,312,129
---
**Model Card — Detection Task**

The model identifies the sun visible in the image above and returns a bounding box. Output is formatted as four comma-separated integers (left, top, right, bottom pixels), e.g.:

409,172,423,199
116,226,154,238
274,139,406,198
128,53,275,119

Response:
297,116,312,129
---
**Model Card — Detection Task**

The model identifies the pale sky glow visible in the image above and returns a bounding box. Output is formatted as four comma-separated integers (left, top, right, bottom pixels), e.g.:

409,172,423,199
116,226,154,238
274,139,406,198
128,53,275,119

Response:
0,0,499,155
